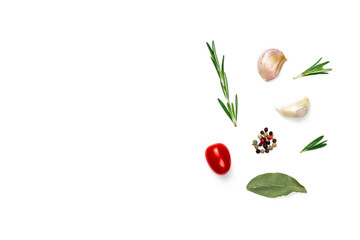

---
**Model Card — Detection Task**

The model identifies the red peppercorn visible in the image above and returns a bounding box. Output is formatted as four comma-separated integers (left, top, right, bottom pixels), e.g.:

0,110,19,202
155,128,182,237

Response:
267,135,273,140
260,138,266,144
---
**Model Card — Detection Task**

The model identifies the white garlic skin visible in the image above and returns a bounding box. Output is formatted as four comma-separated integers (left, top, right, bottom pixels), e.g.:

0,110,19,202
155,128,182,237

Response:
275,97,309,118
257,49,287,81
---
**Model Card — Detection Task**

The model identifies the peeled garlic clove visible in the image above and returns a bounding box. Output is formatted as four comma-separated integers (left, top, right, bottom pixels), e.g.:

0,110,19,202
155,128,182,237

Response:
257,49,287,81
275,97,309,118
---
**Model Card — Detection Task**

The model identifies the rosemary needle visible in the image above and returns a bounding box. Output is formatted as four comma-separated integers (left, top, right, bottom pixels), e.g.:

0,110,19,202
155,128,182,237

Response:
293,57,332,79
206,41,238,127
300,135,327,153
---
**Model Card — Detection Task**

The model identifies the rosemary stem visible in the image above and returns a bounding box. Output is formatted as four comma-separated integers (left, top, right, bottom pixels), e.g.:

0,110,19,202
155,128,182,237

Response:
293,74,302,80
207,41,238,127
227,99,235,126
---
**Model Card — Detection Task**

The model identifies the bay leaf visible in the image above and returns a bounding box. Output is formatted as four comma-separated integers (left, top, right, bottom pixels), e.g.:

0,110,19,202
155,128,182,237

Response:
246,173,307,198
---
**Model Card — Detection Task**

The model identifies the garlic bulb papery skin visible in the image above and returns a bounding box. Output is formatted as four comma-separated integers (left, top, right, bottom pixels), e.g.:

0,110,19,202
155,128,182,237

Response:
257,49,287,82
275,97,309,118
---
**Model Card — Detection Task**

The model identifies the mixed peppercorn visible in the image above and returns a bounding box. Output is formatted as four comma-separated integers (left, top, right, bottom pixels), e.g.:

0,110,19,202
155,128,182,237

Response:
252,127,277,154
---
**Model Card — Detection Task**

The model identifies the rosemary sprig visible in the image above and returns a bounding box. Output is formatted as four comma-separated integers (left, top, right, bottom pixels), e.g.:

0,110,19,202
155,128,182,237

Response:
300,135,327,153
293,58,332,79
206,41,238,127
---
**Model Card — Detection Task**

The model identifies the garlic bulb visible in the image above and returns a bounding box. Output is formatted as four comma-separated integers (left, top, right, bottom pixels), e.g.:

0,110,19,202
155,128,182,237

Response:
275,97,309,118
257,49,287,81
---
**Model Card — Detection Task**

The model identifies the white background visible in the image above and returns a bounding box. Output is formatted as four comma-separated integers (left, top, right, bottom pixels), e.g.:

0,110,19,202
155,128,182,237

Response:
1,0,359,239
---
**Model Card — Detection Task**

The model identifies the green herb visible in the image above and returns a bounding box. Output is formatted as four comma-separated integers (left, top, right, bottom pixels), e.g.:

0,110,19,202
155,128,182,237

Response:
300,135,327,153
246,172,307,198
293,57,332,79
206,41,238,127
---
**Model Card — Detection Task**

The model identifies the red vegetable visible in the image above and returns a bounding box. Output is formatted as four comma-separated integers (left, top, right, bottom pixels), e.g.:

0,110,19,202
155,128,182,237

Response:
205,143,231,175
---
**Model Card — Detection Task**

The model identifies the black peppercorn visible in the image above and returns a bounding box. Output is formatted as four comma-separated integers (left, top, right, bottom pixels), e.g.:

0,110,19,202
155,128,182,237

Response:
265,149,269,153
260,130,264,134
269,131,273,136
264,127,268,132
266,141,270,145
273,139,277,143
259,143,262,147
263,144,268,149
256,149,260,154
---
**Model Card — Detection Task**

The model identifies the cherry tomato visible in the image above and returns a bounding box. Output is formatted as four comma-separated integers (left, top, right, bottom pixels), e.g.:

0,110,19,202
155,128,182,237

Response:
205,143,231,175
